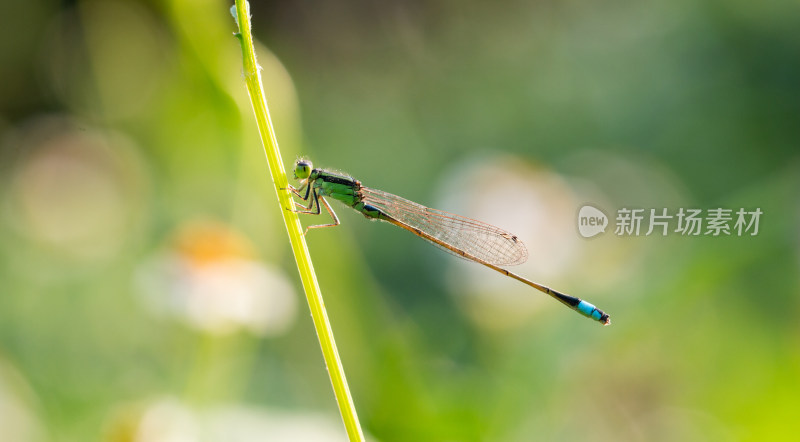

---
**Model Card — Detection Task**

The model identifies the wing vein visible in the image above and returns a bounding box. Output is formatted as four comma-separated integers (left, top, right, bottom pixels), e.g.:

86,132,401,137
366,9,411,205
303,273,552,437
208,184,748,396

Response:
362,187,528,266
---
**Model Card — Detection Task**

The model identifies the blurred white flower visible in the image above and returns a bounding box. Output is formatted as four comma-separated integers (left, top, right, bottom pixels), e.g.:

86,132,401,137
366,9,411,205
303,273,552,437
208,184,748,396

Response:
0,360,45,442
135,399,198,442
136,220,297,336
121,397,351,442
433,154,582,330
2,117,150,267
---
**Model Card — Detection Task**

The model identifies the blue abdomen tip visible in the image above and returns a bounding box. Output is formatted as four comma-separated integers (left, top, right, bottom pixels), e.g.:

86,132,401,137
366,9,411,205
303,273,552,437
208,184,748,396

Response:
577,300,603,321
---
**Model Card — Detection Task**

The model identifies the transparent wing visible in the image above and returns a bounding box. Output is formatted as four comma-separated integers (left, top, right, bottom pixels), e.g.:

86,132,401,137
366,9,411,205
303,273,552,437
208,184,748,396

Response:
361,187,528,266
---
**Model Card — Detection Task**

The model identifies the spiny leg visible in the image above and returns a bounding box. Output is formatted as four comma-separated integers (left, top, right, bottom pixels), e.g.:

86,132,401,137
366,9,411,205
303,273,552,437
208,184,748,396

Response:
287,186,340,234
283,181,315,212
303,197,340,234
294,200,314,211
292,188,322,215
293,189,317,211
282,181,310,200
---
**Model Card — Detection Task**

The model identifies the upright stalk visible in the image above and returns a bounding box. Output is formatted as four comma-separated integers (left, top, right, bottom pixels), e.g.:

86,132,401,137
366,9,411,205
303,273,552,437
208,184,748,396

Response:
231,2,364,440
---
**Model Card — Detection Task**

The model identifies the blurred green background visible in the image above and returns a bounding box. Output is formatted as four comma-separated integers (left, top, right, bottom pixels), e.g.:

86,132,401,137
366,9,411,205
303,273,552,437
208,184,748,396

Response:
1,0,799,441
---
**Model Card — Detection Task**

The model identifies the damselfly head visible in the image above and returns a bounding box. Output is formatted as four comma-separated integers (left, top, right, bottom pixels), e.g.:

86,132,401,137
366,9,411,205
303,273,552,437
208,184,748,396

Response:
293,159,313,179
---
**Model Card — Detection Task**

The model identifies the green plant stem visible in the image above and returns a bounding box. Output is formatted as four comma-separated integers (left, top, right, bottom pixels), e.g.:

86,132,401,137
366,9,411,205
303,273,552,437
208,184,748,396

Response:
231,2,364,440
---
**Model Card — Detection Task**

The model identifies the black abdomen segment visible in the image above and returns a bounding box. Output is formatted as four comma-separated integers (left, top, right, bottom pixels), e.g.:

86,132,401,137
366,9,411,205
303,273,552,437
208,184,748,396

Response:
354,202,389,220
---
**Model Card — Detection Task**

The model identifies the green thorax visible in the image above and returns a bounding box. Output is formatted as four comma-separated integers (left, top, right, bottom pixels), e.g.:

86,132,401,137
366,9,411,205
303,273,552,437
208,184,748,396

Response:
309,168,386,220
309,168,362,207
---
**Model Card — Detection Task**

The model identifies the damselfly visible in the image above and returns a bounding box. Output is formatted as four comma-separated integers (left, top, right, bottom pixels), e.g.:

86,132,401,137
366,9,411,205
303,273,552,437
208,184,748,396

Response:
286,159,610,325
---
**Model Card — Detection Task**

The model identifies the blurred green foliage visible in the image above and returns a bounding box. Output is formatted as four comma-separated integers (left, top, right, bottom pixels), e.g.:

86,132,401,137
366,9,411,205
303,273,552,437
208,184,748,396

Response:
0,0,798,441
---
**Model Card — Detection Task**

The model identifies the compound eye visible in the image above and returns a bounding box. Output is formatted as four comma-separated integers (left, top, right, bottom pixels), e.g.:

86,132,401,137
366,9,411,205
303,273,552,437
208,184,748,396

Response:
293,160,312,179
